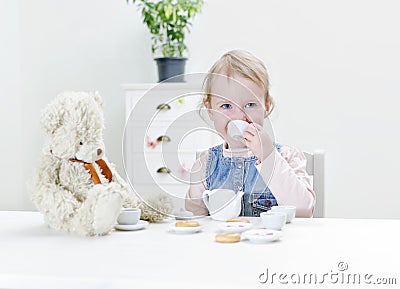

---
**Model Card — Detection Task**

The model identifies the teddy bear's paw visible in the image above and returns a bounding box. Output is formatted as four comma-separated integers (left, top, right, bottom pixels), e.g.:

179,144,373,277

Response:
93,192,122,235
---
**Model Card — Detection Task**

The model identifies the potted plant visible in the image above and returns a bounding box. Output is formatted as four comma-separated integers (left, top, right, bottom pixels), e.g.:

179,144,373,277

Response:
128,0,204,82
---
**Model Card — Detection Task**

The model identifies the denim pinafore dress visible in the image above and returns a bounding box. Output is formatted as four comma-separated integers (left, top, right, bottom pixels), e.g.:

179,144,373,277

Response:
205,143,282,217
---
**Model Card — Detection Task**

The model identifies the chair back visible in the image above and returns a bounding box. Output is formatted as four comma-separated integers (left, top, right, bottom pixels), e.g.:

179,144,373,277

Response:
304,150,325,218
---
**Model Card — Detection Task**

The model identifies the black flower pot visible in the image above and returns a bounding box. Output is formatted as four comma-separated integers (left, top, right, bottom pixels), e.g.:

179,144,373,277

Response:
154,57,187,82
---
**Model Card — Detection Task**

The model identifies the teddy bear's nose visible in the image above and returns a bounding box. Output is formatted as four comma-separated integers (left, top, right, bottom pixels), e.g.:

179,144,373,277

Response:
97,148,102,156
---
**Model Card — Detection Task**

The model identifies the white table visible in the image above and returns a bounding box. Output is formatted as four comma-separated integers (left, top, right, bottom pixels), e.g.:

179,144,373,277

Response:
1,211,399,289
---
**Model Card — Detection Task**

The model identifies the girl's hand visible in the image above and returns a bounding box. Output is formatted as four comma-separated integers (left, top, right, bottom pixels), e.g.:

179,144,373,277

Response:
241,123,274,165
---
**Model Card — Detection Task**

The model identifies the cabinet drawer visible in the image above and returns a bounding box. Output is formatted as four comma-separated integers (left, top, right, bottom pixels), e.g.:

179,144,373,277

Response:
126,88,204,122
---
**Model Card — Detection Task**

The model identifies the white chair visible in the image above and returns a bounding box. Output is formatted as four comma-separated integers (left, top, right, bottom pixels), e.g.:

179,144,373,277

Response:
304,150,325,218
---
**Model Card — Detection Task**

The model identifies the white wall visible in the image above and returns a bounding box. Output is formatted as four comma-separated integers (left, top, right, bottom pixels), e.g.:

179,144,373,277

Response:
1,0,399,218
0,0,23,209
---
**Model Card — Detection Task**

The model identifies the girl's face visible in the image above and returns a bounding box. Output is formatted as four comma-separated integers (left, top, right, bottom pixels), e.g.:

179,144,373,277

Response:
206,74,268,149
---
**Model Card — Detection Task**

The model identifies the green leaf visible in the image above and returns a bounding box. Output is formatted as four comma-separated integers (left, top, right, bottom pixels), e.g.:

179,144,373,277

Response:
172,7,177,23
165,4,172,19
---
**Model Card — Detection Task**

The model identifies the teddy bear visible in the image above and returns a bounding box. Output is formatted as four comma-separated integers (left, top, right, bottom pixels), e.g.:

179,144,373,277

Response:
30,91,172,236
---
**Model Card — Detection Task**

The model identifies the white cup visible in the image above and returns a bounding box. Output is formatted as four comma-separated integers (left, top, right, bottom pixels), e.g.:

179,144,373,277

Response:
117,208,141,225
227,120,249,140
260,211,286,230
270,205,296,223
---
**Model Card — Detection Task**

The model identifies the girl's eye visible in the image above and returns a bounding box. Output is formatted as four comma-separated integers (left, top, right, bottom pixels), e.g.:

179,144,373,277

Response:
79,142,83,145
220,103,232,109
245,102,257,108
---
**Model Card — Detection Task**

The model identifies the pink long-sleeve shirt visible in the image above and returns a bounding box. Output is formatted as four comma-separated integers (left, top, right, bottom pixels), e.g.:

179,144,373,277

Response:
185,144,316,217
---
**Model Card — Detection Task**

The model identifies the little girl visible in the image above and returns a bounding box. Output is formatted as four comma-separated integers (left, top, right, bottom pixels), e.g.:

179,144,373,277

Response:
185,50,315,218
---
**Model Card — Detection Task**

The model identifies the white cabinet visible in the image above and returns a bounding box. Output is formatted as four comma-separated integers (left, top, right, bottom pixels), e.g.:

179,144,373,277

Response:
123,83,222,211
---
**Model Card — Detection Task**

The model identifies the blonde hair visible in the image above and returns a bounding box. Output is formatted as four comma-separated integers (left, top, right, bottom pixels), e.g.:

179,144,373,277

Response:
203,50,274,115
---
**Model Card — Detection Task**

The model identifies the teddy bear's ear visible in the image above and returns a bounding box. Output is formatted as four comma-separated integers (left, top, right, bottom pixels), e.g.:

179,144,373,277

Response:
40,97,63,135
92,91,104,108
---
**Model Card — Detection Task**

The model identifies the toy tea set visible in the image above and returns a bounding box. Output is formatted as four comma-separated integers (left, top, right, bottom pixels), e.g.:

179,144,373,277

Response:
115,187,296,244
116,188,296,244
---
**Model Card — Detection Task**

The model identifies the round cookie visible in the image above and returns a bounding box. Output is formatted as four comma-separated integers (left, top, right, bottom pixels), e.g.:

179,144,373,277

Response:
175,221,200,227
215,233,241,243
227,218,250,223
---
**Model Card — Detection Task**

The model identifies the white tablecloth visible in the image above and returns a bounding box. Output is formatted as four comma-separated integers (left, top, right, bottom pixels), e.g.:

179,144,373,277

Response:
0,211,399,289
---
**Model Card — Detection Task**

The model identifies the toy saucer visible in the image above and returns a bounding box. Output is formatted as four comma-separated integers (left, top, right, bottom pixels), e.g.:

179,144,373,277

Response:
115,220,149,231
242,229,282,243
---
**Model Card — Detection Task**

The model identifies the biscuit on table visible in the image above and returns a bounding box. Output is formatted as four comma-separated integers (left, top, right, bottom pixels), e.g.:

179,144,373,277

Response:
226,218,250,223
175,221,200,227
215,233,241,243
